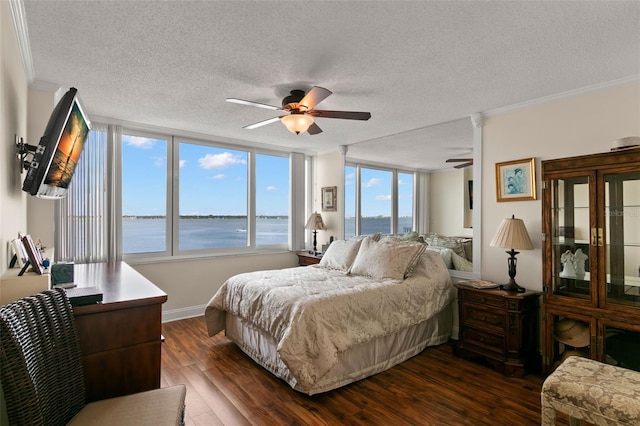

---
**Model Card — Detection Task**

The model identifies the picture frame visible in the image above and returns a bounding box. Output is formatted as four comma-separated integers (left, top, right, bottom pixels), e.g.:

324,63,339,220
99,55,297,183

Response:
21,234,45,275
495,157,537,202
321,186,337,211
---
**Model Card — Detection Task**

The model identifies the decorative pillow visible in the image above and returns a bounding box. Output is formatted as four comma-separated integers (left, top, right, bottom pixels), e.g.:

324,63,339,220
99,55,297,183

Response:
423,233,467,259
425,246,454,269
461,239,473,262
349,232,382,242
451,251,473,272
349,237,426,280
382,232,425,243
319,238,363,271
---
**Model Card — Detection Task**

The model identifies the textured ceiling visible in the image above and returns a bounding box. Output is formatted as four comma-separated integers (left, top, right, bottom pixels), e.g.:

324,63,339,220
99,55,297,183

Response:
20,0,640,170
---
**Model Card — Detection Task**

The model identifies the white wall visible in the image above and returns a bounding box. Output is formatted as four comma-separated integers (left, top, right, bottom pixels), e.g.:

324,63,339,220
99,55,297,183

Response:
481,81,640,291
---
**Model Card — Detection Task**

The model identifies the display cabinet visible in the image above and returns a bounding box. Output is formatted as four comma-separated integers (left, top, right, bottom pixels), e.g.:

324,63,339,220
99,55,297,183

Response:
541,148,640,374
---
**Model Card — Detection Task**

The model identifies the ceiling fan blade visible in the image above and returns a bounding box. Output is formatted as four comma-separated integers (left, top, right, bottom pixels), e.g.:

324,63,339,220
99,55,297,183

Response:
299,86,332,111
454,162,473,169
307,122,323,135
308,110,371,120
446,158,473,163
243,116,283,129
227,98,281,111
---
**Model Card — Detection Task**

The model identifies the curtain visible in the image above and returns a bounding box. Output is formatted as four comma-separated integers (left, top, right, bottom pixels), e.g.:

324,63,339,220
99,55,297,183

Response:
55,123,121,263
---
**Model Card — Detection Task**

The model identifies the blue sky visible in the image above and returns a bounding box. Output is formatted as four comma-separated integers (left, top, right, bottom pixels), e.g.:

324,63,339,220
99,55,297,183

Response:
121,134,411,217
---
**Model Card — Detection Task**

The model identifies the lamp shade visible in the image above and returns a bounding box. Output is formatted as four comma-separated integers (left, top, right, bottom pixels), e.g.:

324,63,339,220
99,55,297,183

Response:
281,114,314,134
305,212,326,231
490,215,533,250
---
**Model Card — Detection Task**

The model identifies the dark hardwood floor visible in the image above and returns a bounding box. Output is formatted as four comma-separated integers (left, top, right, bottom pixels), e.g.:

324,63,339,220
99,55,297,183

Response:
161,317,570,425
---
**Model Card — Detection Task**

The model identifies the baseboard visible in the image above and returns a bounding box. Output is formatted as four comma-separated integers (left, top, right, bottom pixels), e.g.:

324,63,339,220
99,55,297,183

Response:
162,304,206,323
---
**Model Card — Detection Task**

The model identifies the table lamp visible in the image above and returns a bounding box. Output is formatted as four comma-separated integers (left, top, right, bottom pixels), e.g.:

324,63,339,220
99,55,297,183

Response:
490,214,533,292
305,212,326,255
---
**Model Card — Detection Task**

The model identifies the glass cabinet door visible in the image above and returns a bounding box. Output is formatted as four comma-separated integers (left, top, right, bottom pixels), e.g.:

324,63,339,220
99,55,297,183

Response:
601,322,640,372
548,174,595,302
602,172,640,309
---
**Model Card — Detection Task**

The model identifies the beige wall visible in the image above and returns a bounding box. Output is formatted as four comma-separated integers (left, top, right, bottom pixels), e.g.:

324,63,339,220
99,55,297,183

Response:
1,0,29,277
26,89,57,248
1,1,29,422
314,149,343,245
481,82,640,291
429,169,473,237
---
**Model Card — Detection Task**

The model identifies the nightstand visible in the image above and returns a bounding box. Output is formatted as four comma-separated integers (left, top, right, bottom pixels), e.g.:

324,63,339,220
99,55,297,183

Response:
454,284,541,377
297,252,322,266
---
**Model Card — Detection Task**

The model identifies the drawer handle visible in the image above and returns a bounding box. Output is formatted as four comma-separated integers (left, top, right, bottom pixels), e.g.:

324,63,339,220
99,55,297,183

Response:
478,297,486,303
480,315,486,321
479,336,485,342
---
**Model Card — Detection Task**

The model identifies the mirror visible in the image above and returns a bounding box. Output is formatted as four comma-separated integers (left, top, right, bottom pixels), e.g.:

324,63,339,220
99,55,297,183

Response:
346,118,479,276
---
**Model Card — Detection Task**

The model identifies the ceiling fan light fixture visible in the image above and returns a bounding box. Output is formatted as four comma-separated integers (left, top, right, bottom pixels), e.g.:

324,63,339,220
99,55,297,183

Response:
281,114,314,134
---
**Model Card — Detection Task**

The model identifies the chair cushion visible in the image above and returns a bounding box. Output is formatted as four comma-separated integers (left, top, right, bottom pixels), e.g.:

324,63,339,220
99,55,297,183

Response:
67,385,186,426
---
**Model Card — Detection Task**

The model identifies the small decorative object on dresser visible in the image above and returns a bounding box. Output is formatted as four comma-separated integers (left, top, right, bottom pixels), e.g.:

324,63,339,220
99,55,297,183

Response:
454,284,541,377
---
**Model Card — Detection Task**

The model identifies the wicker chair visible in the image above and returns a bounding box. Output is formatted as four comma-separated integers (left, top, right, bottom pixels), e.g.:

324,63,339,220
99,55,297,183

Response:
0,288,186,426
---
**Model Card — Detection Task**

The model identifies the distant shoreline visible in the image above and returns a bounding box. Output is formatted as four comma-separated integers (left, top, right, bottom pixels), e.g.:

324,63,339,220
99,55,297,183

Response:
122,215,287,219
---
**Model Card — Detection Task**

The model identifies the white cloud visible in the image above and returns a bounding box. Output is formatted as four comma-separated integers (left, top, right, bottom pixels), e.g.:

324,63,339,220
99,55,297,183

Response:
363,178,381,188
375,194,391,201
398,179,404,185
153,156,165,167
198,152,247,169
345,172,355,179
266,185,277,191
179,160,187,168
125,136,155,149
213,174,225,179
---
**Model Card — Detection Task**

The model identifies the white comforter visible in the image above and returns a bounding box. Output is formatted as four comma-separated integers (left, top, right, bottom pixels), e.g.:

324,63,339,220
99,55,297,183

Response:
205,252,452,391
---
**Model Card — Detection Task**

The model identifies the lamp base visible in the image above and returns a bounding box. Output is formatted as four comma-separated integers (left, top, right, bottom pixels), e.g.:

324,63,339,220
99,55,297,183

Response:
500,279,526,293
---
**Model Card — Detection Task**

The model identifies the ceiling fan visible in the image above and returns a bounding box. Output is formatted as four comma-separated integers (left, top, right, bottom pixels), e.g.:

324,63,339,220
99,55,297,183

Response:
226,86,371,135
446,158,473,169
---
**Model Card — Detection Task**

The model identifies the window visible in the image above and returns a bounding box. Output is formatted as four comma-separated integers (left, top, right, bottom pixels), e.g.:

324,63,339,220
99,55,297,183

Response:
398,172,414,233
344,163,415,238
122,131,169,254
178,142,248,251
255,153,290,246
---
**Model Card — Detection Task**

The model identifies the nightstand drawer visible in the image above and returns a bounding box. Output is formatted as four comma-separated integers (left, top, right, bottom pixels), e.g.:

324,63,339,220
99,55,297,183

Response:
460,290,504,308
462,305,506,331
463,327,504,354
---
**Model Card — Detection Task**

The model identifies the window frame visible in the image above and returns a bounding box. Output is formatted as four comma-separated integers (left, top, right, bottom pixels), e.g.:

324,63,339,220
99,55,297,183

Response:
344,161,417,238
120,128,299,263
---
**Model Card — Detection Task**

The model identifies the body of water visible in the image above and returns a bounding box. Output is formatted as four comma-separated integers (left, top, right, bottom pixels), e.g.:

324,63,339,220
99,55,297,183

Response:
123,216,414,254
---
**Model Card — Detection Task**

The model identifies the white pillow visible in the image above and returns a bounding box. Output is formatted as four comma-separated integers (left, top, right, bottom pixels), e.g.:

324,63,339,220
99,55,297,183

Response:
349,237,426,280
426,246,454,269
319,238,363,271
451,251,473,272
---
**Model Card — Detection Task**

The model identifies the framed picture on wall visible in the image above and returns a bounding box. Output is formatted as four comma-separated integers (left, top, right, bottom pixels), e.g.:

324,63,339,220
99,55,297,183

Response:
495,157,537,202
321,186,337,211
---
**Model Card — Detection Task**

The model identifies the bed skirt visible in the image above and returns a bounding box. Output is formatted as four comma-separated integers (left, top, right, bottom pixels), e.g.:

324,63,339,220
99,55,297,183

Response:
224,302,453,395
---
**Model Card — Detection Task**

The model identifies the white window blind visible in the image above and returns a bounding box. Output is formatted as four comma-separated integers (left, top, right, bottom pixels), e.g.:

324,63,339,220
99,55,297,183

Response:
56,123,121,263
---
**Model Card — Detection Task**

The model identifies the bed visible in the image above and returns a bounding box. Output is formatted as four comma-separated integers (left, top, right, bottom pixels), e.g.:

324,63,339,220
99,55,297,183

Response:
205,235,455,395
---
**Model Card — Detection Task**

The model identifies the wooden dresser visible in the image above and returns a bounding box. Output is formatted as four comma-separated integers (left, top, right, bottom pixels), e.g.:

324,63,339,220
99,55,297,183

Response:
71,262,167,402
454,284,541,377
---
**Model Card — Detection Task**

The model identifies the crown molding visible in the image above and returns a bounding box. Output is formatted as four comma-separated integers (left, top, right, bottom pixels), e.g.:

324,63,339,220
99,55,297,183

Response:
484,74,640,118
89,114,315,156
9,0,34,83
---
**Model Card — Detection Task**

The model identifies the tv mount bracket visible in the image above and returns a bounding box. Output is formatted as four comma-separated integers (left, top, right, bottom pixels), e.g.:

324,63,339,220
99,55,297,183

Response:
15,134,41,170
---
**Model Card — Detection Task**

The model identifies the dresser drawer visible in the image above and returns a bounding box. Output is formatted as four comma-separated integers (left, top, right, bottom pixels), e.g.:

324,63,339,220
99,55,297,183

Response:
463,327,505,354
462,304,506,331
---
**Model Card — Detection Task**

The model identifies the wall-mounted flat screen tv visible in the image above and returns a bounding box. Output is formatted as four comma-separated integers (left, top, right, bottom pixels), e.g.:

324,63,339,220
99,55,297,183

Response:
22,87,91,199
